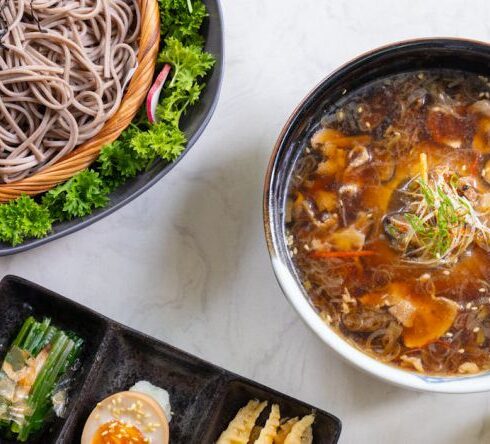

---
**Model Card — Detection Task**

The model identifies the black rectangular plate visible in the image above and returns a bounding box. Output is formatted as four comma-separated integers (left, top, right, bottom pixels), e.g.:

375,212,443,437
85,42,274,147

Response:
0,276,342,444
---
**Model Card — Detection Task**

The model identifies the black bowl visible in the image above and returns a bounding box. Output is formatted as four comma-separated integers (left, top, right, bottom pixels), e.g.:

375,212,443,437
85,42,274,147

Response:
263,38,490,392
0,0,224,256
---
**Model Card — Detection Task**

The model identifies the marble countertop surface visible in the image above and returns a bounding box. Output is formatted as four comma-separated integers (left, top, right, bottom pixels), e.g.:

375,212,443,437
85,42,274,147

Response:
3,0,490,442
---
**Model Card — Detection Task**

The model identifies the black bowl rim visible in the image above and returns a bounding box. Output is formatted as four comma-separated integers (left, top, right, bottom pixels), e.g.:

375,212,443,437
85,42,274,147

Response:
263,37,490,392
0,0,224,257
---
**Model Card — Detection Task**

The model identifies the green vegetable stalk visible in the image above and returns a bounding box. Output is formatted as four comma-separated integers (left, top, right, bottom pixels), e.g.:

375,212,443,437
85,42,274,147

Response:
0,317,83,441
0,0,215,246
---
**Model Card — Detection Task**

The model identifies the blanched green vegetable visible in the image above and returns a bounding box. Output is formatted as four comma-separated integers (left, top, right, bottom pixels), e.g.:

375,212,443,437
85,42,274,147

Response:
0,317,83,442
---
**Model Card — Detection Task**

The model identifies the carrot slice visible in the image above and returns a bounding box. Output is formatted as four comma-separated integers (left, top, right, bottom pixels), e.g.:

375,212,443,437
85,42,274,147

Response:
310,250,376,258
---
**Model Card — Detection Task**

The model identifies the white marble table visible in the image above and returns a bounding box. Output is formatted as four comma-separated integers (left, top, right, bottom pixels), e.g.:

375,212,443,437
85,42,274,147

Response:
2,1,490,442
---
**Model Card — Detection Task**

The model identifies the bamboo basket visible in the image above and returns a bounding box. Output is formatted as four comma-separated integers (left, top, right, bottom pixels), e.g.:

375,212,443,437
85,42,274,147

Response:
0,0,160,203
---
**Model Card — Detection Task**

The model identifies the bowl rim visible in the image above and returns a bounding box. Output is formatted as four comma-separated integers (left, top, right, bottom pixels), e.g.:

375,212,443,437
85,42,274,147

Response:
263,37,490,393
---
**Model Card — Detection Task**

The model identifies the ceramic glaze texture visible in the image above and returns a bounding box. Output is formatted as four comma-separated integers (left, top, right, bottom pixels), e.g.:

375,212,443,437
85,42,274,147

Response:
2,0,490,443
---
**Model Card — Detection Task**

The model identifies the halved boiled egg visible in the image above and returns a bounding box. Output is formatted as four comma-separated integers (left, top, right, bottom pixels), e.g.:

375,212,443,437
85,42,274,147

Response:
81,391,169,444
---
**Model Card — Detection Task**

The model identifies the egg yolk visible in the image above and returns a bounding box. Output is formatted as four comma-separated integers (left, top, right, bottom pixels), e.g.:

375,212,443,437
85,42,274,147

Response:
92,420,147,444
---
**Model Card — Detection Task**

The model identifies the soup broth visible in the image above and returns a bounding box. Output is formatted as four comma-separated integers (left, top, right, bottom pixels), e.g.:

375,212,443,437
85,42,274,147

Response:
287,70,490,376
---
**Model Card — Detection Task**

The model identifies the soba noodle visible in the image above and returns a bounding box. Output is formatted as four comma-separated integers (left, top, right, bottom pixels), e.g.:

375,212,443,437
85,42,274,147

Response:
0,0,140,182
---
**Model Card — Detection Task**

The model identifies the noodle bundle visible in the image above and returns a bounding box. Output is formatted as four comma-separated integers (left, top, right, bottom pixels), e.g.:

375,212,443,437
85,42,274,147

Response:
0,0,140,182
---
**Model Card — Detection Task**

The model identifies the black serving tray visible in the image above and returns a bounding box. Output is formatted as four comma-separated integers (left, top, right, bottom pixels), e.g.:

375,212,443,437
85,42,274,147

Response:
0,276,341,444
0,0,224,257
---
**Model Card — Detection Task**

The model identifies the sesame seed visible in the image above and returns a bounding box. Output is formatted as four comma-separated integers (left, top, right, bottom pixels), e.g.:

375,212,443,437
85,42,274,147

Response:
472,306,478,311
357,106,363,113
443,270,450,276
446,332,453,337
458,349,465,354
420,273,431,282
466,302,472,310
479,288,487,293
417,73,425,80
474,327,480,333
342,89,347,95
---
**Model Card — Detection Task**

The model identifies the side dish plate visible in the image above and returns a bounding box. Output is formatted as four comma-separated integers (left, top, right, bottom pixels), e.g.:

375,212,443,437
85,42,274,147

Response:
0,275,341,443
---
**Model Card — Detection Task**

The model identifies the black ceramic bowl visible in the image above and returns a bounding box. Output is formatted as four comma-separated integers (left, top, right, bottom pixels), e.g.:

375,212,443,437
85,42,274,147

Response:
0,0,224,256
264,38,490,392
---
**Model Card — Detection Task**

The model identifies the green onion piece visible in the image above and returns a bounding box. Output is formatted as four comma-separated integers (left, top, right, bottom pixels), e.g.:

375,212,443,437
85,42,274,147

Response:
0,318,83,442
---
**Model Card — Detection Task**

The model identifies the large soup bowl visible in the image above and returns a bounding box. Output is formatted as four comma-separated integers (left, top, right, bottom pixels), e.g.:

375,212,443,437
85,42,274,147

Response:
263,38,490,393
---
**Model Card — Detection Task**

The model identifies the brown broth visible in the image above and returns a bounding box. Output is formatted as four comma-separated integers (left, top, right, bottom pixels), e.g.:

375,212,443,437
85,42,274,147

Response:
287,70,490,376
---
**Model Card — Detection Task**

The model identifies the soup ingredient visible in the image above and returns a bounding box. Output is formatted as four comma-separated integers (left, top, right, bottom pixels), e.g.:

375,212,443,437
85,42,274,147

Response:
384,165,490,265
0,0,140,183
360,281,459,347
129,380,172,422
81,390,170,444
287,71,490,375
0,0,215,246
216,401,314,444
0,317,83,442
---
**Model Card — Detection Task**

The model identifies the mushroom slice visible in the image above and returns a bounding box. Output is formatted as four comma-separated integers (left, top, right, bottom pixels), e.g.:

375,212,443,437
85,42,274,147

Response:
347,145,370,169
327,226,365,252
427,108,465,149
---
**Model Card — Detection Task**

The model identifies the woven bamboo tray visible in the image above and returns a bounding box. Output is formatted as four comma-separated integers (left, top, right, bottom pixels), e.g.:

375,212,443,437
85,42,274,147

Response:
0,0,160,203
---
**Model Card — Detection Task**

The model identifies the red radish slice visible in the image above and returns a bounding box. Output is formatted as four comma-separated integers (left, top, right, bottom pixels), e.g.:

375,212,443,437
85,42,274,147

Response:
146,64,172,124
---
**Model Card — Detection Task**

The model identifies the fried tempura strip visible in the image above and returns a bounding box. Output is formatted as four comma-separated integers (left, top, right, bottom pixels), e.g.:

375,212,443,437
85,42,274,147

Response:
274,418,298,444
254,404,280,444
284,415,315,444
216,400,268,444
